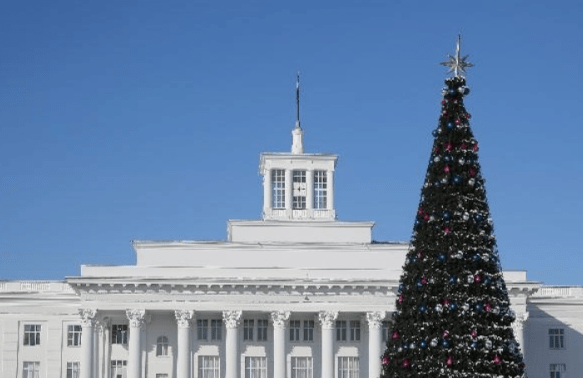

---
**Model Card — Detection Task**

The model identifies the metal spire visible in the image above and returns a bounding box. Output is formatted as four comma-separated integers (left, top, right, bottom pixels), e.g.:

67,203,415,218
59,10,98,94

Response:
440,34,474,77
296,71,301,129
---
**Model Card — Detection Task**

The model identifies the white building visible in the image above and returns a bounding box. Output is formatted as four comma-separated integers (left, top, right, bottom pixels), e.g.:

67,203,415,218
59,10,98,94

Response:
0,124,581,378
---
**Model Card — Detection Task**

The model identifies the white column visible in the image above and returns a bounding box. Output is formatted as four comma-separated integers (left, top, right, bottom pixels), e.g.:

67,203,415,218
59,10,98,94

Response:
512,312,529,357
175,310,195,378
366,312,385,378
285,169,293,216
223,311,242,378
126,309,146,378
93,321,102,378
103,318,111,378
318,311,338,378
306,170,314,212
326,170,334,211
263,169,272,217
79,309,96,378
271,311,290,378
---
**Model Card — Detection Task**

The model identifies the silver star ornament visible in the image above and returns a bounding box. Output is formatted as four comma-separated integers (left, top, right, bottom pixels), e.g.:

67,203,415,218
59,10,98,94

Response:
440,35,474,77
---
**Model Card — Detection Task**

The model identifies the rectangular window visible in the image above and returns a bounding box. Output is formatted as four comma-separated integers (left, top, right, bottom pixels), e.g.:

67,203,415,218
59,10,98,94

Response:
23,361,40,378
382,321,391,342
313,170,327,209
271,170,286,209
67,325,82,346
349,320,360,341
338,357,359,378
211,319,222,341
198,319,209,340
290,320,301,341
111,360,127,378
293,170,307,209
244,320,254,341
111,325,128,345
550,363,566,378
67,362,80,378
303,320,314,341
336,321,347,341
24,324,41,346
199,356,220,378
291,357,313,378
549,328,565,349
257,319,268,341
245,356,267,378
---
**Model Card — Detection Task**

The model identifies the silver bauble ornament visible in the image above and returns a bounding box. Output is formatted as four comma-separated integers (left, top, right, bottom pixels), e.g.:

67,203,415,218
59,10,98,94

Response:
467,275,474,284
468,178,475,186
441,177,448,184
463,212,470,221
459,158,465,165
434,156,441,163
430,338,439,347
462,303,470,312
485,340,493,349
435,304,443,313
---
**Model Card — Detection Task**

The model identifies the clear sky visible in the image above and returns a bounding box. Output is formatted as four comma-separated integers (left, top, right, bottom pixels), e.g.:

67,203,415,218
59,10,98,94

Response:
1,1,581,285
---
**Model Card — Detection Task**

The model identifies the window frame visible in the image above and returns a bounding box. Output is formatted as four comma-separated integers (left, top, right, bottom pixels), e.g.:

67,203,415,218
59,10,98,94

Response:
198,355,220,378
291,356,313,378
243,319,254,341
23,324,41,346
67,325,82,347
257,319,268,341
23,361,40,378
156,336,169,357
110,360,127,378
271,170,286,209
111,324,128,345
290,320,301,341
211,319,222,341
550,363,566,378
349,320,361,341
337,356,359,378
197,319,209,341
313,170,327,209
336,320,347,341
303,320,314,342
67,362,80,378
292,170,307,210
549,328,565,350
245,356,267,378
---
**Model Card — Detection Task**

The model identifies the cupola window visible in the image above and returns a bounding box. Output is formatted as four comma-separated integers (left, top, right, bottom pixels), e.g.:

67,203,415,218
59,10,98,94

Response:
293,170,307,209
271,170,286,209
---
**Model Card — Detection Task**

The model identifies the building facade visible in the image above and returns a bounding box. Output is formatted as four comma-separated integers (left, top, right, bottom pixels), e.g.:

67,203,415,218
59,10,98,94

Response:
1,125,581,378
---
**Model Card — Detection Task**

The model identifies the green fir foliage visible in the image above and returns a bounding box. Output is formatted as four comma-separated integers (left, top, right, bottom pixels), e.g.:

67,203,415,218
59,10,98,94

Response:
381,77,527,378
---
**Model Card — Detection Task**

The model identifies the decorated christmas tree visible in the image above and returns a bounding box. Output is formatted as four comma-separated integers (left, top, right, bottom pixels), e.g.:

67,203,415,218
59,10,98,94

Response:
381,37,527,378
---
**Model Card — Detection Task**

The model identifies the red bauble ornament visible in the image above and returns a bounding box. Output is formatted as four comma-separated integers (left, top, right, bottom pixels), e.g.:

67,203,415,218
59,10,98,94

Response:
434,146,440,153
423,213,430,221
421,277,428,285
471,330,478,339
474,274,483,284
443,226,451,235
493,354,502,365
443,299,450,307
417,251,424,259
417,207,423,215
455,118,461,125
446,355,454,367
473,142,479,152
392,330,400,340
402,358,411,368
445,142,453,151
397,294,403,304
444,165,450,173
382,355,390,365
441,100,447,105
460,142,468,150
443,330,450,338
469,167,477,177
485,302,492,312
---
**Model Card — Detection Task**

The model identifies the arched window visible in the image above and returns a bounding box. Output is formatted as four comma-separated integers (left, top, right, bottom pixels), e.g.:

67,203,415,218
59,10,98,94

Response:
156,336,169,356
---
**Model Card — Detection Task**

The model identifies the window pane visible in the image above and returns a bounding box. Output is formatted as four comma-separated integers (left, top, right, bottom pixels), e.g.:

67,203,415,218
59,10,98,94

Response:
271,170,286,209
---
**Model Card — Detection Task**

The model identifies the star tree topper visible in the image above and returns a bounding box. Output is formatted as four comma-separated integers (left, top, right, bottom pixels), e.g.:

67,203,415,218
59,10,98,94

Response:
440,34,474,77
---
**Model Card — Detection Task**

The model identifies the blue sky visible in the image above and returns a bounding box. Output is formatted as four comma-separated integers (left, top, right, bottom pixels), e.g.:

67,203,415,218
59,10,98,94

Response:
0,1,581,285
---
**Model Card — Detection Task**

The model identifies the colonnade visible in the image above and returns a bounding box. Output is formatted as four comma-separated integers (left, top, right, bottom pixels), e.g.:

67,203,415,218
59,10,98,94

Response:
78,309,388,378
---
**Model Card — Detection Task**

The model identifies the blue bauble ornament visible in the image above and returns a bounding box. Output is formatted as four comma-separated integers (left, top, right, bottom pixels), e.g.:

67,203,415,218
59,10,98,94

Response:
444,155,452,163
449,302,458,311
416,280,423,290
442,211,451,220
474,214,484,222
484,277,492,286
475,303,484,312
464,87,470,95
448,88,456,96
453,175,462,185
446,121,454,130
392,311,399,318
432,129,439,137
419,304,427,313
438,253,447,263
433,180,440,188
471,341,480,349
449,275,456,285
415,220,422,229
412,257,418,264
441,339,451,348
419,340,428,349
398,283,404,292
472,254,481,262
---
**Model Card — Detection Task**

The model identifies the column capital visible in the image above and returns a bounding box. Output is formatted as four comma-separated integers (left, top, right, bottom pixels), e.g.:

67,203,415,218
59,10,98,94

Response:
366,311,386,329
223,310,243,329
174,310,195,328
270,311,290,329
79,308,97,327
126,309,146,329
512,312,529,330
318,311,338,329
